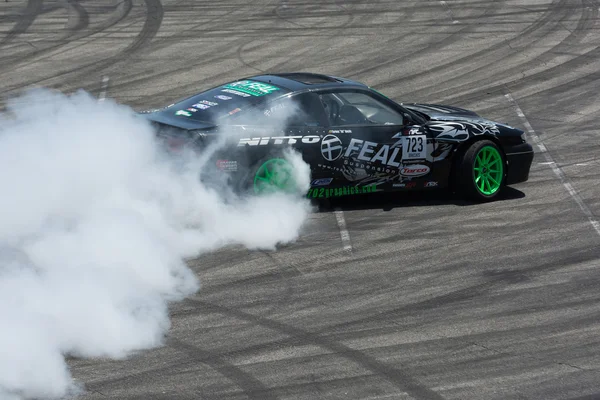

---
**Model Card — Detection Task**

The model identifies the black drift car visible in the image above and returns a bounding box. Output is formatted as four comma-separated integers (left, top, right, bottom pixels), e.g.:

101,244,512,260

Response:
142,72,534,202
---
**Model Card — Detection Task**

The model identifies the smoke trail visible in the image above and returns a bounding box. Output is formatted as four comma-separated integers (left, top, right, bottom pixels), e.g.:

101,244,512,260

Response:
0,88,312,399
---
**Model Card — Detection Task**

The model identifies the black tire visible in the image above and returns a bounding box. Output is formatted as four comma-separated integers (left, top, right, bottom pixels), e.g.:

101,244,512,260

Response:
454,140,506,202
232,155,300,197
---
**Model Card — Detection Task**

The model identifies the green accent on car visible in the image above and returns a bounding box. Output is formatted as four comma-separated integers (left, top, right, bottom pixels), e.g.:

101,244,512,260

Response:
369,87,391,100
223,80,280,97
253,159,295,194
473,145,503,195
307,185,377,199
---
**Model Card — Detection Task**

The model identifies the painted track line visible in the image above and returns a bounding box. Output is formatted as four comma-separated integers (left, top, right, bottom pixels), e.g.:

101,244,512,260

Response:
98,75,109,102
334,209,352,253
505,92,600,237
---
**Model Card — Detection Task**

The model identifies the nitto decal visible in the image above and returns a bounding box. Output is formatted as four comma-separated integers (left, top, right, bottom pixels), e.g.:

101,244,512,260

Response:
321,134,343,161
237,135,320,146
400,164,430,177
311,178,333,186
222,80,280,97
307,184,376,199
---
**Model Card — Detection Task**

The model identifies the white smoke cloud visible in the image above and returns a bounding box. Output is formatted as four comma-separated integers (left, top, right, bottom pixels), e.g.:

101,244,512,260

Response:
0,88,312,399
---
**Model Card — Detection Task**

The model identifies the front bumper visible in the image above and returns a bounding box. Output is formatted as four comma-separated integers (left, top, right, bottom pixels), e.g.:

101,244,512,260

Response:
505,143,534,185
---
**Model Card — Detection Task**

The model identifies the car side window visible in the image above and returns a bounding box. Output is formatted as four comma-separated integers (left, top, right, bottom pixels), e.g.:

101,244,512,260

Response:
261,92,329,127
319,91,404,126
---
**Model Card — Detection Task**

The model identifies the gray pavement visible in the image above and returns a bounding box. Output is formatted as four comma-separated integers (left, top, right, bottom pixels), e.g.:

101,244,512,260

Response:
2,0,600,399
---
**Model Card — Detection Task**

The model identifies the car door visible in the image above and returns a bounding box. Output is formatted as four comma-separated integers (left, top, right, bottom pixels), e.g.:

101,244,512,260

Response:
311,88,433,196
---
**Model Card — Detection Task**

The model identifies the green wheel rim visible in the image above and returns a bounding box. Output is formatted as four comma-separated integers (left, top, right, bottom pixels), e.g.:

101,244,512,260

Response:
253,158,296,194
473,145,503,196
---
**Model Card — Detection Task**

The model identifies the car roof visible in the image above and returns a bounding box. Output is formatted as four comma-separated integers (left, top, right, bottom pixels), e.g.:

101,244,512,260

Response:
241,72,369,92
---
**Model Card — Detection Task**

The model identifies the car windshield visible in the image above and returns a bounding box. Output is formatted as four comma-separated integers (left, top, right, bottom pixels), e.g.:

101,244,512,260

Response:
166,79,291,124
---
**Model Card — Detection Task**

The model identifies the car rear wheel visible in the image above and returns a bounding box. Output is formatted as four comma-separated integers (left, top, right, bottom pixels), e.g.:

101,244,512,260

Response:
253,158,297,195
455,140,505,202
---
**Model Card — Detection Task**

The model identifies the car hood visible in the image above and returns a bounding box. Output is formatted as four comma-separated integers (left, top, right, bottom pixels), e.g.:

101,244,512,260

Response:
403,103,482,120
404,103,520,130
404,103,523,135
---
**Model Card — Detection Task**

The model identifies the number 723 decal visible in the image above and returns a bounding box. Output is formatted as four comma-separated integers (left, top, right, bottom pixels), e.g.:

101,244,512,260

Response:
402,135,427,159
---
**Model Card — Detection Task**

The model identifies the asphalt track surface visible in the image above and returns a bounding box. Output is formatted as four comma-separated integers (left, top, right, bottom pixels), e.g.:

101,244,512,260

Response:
2,0,600,399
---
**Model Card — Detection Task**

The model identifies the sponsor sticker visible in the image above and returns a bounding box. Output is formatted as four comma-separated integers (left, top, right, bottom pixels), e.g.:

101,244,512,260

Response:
402,135,427,159
425,181,438,187
186,108,197,112
193,103,210,110
321,134,343,161
216,160,237,172
215,95,232,100
264,102,286,117
238,135,320,146
222,80,280,97
392,181,417,189
344,138,403,167
400,164,430,177
198,100,218,106
222,88,250,97
228,108,241,115
175,110,192,117
307,184,376,199
311,178,333,186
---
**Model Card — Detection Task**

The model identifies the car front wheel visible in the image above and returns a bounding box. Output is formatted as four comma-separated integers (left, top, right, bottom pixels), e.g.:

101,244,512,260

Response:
455,140,506,202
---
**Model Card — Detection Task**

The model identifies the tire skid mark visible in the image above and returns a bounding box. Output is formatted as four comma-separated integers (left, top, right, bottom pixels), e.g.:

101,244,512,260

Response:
133,1,255,57
240,0,366,76
408,1,580,97
85,359,200,394
1,0,255,97
506,92,600,237
123,0,346,88
0,0,133,68
441,19,600,108
64,0,90,32
421,2,600,106
182,298,446,400
346,0,504,81
408,0,596,102
0,0,162,96
168,338,279,400
0,0,44,47
322,244,600,334
124,0,163,54
375,0,572,91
